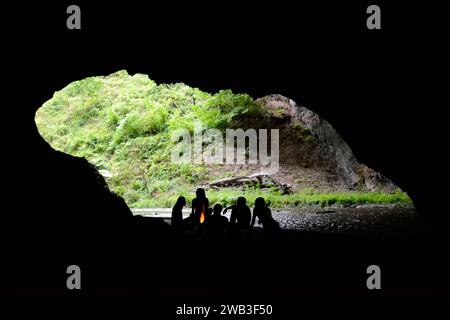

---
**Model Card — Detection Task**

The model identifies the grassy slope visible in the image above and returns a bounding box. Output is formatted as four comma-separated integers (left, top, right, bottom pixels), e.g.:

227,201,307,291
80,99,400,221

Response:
35,70,412,208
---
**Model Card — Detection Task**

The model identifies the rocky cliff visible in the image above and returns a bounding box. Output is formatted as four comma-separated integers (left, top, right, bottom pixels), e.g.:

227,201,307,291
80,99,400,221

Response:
230,94,396,193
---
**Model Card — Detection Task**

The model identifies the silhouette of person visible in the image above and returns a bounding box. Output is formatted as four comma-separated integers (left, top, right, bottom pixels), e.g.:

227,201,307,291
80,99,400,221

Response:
205,203,228,238
251,197,279,235
171,196,186,232
190,188,210,225
224,197,251,230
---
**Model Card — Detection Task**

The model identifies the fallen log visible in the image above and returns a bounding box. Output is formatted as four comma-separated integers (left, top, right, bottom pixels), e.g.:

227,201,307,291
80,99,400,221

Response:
203,173,293,195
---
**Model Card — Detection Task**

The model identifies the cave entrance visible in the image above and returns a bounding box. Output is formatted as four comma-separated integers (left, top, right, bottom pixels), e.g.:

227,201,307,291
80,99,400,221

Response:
35,70,416,233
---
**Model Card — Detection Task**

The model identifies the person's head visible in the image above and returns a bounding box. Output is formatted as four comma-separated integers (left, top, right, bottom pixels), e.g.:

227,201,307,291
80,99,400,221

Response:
213,203,223,215
237,197,246,206
255,197,265,208
196,188,206,199
175,196,186,207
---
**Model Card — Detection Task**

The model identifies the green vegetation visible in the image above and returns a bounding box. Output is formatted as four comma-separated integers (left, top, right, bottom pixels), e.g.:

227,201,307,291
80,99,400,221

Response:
35,70,412,208
133,188,412,208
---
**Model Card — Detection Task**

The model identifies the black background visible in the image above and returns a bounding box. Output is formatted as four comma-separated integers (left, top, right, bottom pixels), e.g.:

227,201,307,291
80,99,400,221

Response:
4,0,450,314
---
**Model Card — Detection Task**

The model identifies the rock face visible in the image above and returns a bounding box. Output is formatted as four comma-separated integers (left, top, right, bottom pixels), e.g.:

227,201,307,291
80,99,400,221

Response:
231,94,397,192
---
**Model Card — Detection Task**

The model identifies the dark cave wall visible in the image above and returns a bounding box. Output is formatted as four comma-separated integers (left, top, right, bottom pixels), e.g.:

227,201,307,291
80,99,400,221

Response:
7,0,450,264
4,1,449,305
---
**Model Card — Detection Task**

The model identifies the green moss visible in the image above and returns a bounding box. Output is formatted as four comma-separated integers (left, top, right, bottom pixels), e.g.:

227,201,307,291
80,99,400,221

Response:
292,119,315,143
36,71,259,206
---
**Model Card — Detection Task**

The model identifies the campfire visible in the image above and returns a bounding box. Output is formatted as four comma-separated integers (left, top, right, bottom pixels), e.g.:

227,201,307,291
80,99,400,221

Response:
199,211,205,224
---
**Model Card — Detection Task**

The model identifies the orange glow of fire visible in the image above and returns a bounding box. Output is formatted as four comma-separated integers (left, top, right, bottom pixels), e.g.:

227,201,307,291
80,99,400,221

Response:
200,211,205,224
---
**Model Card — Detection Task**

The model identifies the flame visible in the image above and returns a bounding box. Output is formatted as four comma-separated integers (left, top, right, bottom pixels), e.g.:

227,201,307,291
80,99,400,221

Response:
200,211,205,224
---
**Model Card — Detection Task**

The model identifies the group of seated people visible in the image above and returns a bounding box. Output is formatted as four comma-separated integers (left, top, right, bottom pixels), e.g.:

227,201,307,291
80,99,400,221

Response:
171,188,280,236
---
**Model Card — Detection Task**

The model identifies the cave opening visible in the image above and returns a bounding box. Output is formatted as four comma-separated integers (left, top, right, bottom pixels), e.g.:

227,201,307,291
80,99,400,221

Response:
34,70,418,234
